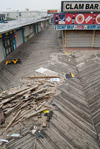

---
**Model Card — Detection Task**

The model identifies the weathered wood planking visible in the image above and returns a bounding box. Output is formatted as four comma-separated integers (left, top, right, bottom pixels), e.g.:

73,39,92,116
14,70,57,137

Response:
0,25,100,149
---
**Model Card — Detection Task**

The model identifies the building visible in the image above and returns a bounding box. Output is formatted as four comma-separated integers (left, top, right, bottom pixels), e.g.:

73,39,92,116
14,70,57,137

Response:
0,17,50,63
53,0,100,48
0,11,47,20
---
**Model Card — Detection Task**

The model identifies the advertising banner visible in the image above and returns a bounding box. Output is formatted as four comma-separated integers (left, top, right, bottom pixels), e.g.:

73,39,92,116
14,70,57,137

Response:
54,13,100,25
47,10,58,14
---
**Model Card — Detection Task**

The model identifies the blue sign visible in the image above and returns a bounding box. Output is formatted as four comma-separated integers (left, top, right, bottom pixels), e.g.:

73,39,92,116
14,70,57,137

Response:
55,25,100,30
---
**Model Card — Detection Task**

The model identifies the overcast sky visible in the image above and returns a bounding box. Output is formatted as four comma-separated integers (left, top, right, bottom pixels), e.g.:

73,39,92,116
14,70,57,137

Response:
0,0,62,11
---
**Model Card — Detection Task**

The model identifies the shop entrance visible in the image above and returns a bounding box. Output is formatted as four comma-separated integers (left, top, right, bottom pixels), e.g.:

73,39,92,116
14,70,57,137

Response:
3,34,14,56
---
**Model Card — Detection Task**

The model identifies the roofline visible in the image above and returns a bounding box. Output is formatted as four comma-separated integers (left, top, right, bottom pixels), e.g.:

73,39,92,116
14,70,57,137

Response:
0,18,50,34
0,11,46,13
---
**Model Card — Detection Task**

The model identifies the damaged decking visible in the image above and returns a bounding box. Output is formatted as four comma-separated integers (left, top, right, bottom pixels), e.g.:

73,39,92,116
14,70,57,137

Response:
0,25,100,149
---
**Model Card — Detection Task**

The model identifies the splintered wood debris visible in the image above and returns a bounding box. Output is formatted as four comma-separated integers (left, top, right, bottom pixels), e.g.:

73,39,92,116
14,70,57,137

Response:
0,80,56,132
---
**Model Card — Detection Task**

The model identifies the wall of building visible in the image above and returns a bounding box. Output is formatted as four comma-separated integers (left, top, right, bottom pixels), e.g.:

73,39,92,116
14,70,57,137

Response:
7,12,36,19
16,30,23,47
38,20,49,33
5,11,47,20
45,20,49,27
24,25,35,42
41,22,45,29
38,23,42,32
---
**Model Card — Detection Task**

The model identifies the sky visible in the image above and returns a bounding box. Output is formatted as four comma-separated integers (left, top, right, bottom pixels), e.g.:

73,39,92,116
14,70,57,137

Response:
0,0,62,11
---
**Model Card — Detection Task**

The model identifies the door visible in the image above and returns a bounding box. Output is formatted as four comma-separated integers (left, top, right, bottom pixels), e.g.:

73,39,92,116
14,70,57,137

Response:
65,30,93,48
94,31,100,47
16,30,23,47
3,34,14,56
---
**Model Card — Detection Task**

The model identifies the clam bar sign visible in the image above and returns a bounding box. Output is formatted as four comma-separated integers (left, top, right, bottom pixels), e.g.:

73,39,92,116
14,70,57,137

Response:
61,1,100,12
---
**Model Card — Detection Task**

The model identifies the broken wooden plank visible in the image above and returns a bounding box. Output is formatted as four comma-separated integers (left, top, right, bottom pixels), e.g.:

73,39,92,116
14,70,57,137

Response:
0,85,38,105
0,80,56,130
0,96,23,107
0,86,29,100
36,101,46,111
0,108,5,125
5,100,24,117
5,110,21,131
31,87,48,97
13,106,35,123
34,91,54,101
23,76,60,79
20,101,30,109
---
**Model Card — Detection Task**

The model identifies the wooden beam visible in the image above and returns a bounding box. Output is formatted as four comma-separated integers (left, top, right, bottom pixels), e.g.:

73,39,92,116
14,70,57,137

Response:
63,30,66,48
23,76,60,79
5,110,21,131
92,30,96,48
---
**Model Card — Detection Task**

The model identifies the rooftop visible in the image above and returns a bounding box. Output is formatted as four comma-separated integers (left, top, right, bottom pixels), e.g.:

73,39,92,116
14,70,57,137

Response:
0,17,50,34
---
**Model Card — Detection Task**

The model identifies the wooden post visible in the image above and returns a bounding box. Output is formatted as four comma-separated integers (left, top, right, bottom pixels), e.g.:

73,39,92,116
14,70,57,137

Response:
63,30,66,48
92,30,95,48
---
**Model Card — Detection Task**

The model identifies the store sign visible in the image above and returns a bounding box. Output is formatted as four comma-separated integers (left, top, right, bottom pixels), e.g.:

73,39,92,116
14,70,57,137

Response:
47,10,58,14
61,1,100,12
54,13,100,25
55,25,100,30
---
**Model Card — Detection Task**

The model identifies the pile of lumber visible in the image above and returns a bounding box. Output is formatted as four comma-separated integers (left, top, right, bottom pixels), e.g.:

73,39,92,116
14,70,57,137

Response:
0,81,56,131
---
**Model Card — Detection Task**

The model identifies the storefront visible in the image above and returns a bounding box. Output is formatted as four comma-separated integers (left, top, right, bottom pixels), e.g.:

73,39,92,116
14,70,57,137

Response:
2,31,16,57
16,29,23,47
54,1,100,48
24,25,35,42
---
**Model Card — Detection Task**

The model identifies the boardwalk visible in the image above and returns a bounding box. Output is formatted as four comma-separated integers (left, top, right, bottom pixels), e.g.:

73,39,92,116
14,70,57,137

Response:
0,25,100,149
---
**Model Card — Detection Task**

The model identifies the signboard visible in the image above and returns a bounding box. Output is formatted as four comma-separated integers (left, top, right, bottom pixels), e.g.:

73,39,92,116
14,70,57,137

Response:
61,1,100,12
47,10,58,14
55,25,100,30
54,13,100,25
